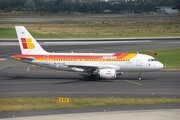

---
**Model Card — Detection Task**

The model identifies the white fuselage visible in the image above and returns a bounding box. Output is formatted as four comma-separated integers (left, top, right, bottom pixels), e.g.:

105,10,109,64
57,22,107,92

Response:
22,53,163,72
13,26,164,80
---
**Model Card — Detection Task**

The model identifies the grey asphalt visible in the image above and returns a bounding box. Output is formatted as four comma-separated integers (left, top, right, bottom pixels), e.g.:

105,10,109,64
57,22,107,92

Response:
0,109,180,120
0,14,179,23
0,38,180,98
0,62,180,98
0,104,180,119
0,37,180,59
0,38,180,119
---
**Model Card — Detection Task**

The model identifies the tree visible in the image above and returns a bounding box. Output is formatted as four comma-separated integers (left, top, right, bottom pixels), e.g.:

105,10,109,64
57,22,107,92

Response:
16,6,24,11
0,0,179,13
0,0,25,10
49,6,59,13
56,0,63,5
24,0,36,12
4,7,12,13
36,6,46,12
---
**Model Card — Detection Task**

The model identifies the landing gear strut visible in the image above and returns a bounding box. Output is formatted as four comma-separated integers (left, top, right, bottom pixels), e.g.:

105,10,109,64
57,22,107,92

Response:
84,74,96,81
138,71,142,81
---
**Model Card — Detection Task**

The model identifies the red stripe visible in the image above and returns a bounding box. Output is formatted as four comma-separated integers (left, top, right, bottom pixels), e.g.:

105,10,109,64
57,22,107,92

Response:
21,38,28,49
21,38,26,42
22,43,28,49
13,54,134,60
117,54,129,59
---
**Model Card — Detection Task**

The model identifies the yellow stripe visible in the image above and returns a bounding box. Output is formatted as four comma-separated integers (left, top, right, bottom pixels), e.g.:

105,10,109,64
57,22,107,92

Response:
121,54,137,60
35,54,137,62
13,58,21,60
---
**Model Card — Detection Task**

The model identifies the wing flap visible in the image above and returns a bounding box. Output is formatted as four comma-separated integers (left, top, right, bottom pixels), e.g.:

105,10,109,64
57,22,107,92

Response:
68,64,120,72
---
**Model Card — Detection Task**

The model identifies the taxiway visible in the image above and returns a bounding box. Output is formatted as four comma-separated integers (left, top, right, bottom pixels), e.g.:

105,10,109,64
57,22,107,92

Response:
0,38,180,98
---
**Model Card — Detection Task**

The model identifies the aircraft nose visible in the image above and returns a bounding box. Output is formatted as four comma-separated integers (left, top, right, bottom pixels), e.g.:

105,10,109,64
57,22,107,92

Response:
158,62,164,69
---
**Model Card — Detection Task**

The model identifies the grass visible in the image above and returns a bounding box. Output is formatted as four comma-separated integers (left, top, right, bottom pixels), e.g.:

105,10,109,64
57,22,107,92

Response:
41,33,180,38
141,48,180,69
0,27,17,38
0,27,52,38
0,17,180,38
1,27,180,38
0,97,180,112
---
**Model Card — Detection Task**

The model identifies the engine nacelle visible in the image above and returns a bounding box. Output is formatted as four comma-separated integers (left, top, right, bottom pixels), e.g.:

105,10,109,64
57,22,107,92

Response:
98,69,116,79
72,67,84,72
116,72,123,75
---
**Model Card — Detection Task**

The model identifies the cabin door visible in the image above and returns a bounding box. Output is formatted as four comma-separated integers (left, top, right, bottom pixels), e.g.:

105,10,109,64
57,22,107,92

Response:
136,56,142,66
43,55,49,66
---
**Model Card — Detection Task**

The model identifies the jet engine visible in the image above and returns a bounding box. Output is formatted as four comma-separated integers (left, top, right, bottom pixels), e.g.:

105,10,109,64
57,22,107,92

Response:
98,69,116,79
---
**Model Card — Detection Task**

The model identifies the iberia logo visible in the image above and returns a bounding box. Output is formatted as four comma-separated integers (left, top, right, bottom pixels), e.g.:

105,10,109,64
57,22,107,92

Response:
21,38,35,49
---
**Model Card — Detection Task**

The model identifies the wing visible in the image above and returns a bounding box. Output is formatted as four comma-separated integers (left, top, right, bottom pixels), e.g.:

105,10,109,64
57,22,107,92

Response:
68,64,120,73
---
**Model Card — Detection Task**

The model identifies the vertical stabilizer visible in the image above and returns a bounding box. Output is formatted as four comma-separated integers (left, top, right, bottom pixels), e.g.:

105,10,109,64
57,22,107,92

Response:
15,26,47,54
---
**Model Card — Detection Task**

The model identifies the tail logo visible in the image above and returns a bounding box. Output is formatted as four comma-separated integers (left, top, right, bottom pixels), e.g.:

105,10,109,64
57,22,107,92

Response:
21,38,35,49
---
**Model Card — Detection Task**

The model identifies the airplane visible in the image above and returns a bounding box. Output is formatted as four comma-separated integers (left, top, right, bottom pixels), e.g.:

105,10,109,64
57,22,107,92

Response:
12,26,164,81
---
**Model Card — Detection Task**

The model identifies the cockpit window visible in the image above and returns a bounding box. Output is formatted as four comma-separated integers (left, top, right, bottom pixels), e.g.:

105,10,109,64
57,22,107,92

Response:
152,59,157,61
148,59,157,62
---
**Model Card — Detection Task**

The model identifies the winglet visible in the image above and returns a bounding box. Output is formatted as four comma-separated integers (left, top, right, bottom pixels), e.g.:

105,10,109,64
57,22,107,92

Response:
15,26,48,54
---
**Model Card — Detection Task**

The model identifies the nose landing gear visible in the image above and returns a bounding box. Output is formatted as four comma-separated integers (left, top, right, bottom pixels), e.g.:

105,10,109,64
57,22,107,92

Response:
138,72,142,81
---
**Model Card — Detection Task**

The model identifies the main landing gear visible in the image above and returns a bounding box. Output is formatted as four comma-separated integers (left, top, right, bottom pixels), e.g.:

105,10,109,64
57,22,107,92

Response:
138,71,142,81
84,74,96,81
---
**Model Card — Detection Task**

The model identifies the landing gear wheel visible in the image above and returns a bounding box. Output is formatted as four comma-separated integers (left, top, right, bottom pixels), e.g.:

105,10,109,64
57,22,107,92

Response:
138,72,142,81
90,74,96,80
84,76,90,81
84,74,96,81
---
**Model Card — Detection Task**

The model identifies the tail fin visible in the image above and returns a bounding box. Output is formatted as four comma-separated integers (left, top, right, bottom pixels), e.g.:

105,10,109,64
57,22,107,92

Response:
15,26,47,54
